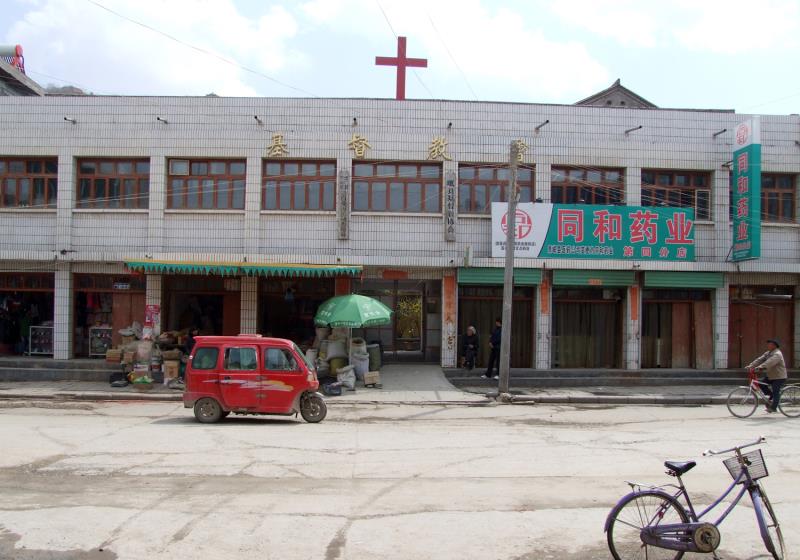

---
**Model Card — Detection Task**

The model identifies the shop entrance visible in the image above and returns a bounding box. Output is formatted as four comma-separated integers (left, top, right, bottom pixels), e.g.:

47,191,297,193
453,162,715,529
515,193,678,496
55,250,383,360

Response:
728,286,794,368
0,273,55,355
552,288,623,368
258,277,335,347
457,285,534,368
164,276,240,335
641,290,713,368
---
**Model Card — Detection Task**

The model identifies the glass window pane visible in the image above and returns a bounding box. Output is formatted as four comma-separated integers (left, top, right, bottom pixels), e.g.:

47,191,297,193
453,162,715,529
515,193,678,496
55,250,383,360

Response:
47,178,57,207
675,174,689,187
377,165,396,177
697,190,710,220
232,180,245,209
399,165,417,178
308,181,320,210
0,161,5,173
32,178,45,207
551,186,563,204
568,169,584,181
372,182,387,211
322,181,335,210
3,179,15,206
694,174,707,187
294,181,306,208
641,171,655,185
586,170,601,183
656,174,670,186
767,192,779,219
265,162,281,176
458,184,471,212
407,183,421,212
778,175,793,189
191,162,208,175
595,189,607,205
389,182,404,211
551,169,566,182
78,178,91,207
117,161,133,174
518,169,532,181
140,179,149,209
354,164,373,177
136,161,150,174
474,184,486,211
93,179,105,203
171,179,183,208
459,167,475,180
279,181,292,210
781,193,793,220
301,163,317,176
217,179,230,209
519,186,532,203
170,160,188,175
762,176,775,188
187,179,199,208
424,184,440,212
210,162,226,175
45,160,58,174
108,178,121,208
9,161,24,173
201,179,215,209
230,162,246,175
354,182,369,210
566,186,578,203
284,163,298,175
497,168,510,181
606,171,621,183
489,184,502,203
80,161,96,174
123,179,136,209
478,168,493,180
99,161,114,174
421,166,440,178
264,182,277,210
27,160,42,173
319,163,335,176
192,347,218,370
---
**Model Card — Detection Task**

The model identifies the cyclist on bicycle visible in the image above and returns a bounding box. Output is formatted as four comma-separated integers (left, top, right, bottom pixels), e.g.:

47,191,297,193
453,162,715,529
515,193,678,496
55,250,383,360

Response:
746,338,787,413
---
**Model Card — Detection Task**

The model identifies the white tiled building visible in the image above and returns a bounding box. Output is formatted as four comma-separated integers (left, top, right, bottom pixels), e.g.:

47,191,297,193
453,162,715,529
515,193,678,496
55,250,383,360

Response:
1,80,799,371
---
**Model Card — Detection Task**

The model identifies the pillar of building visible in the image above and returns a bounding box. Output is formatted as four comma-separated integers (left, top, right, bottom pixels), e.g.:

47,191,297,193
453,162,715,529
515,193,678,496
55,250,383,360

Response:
624,284,641,369
793,285,800,368
52,264,73,360
336,156,352,241
535,273,552,369
55,152,75,253
713,277,730,369
713,168,732,262
535,163,551,203
441,271,458,368
145,274,162,336
625,167,642,206
240,276,258,334
147,156,166,254
244,155,262,254
335,277,352,295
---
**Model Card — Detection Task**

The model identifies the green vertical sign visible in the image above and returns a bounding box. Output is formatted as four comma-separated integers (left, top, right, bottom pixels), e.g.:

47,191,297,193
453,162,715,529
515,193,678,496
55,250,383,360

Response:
731,117,761,261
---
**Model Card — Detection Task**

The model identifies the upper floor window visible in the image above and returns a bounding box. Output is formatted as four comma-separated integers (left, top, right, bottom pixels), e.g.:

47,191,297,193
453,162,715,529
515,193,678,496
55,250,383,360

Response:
458,165,534,214
761,173,795,223
0,157,57,209
263,161,336,211
551,167,624,205
77,159,150,209
642,170,711,220
352,163,441,213
168,159,246,210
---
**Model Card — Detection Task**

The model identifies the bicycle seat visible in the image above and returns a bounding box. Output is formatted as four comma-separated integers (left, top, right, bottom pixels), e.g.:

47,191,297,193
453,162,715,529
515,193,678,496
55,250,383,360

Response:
664,460,696,475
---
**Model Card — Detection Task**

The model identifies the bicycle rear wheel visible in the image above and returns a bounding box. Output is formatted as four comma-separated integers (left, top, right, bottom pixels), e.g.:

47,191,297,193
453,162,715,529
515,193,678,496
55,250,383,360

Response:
752,487,785,560
727,387,757,418
778,384,800,418
607,490,689,560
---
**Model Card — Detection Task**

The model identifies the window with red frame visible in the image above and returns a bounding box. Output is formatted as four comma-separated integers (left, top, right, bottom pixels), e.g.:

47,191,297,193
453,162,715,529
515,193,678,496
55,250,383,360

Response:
0,157,58,209
168,159,246,210
352,163,441,213
551,167,624,205
262,161,336,210
77,159,150,209
761,173,796,223
458,165,534,213
641,170,711,220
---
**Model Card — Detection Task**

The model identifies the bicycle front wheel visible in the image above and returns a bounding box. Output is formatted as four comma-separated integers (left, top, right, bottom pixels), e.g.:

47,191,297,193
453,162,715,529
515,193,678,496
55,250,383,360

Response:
727,386,758,418
752,487,785,559
778,384,800,418
607,490,689,560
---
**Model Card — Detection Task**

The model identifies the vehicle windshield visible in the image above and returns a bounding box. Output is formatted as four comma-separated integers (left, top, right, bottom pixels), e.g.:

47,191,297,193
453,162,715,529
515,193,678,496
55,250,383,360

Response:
294,343,315,371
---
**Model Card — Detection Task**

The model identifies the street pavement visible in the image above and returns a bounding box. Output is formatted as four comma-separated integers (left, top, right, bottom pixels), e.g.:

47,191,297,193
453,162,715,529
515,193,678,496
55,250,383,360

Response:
0,397,797,560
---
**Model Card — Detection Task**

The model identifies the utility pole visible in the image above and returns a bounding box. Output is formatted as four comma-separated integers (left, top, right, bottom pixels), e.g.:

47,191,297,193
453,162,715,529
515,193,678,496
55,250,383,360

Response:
498,141,520,395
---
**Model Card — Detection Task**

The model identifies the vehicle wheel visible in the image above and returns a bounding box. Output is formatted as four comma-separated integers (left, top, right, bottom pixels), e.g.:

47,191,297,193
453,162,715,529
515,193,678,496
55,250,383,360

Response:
778,384,800,418
727,387,757,418
607,490,689,560
193,398,223,423
753,488,785,560
300,393,327,423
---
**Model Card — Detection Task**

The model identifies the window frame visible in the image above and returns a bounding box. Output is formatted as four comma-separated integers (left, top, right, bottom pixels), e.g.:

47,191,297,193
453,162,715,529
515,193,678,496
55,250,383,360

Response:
167,158,246,210
0,157,58,209
76,158,150,209
263,347,300,372
550,166,625,206
191,347,219,370
457,164,535,214
223,346,259,371
641,169,711,221
351,162,442,213
262,160,337,211
761,173,796,223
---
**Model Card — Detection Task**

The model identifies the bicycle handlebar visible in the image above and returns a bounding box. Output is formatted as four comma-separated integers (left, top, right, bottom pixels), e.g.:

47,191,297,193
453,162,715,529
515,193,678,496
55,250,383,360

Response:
703,436,766,456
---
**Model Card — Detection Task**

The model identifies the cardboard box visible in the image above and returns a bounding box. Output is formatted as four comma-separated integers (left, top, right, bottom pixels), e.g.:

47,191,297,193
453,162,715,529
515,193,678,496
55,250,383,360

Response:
105,349,122,363
364,371,381,386
163,360,180,379
122,351,135,365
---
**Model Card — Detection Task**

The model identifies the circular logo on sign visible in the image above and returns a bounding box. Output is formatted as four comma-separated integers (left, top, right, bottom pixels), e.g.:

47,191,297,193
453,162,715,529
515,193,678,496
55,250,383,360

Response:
735,123,749,146
501,209,533,239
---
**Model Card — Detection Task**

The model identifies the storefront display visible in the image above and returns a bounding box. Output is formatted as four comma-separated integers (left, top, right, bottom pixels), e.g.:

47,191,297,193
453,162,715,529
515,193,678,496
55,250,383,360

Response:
89,326,113,357
28,325,54,355
0,273,55,356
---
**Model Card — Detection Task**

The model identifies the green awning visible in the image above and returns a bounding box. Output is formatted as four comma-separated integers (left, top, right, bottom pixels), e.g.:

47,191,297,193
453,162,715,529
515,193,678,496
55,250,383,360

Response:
457,267,542,286
644,272,724,289
125,260,362,278
553,270,636,287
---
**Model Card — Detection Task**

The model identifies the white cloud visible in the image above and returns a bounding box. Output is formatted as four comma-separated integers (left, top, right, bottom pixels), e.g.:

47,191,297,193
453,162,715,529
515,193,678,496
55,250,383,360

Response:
548,0,659,48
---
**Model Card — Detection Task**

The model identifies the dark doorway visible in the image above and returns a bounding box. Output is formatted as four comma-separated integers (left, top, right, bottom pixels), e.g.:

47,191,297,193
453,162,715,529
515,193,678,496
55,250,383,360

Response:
641,290,713,368
553,288,623,368
728,286,793,368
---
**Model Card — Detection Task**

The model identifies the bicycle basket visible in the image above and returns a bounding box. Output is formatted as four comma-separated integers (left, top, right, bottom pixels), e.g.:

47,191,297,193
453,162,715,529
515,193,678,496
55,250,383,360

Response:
723,449,768,483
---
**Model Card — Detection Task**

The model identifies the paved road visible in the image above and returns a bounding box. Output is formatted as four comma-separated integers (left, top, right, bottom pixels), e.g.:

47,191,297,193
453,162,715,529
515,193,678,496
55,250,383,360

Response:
0,399,796,559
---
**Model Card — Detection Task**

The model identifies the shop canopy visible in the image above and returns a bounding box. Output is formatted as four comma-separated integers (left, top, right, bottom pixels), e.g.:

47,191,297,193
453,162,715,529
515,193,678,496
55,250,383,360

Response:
124,260,362,278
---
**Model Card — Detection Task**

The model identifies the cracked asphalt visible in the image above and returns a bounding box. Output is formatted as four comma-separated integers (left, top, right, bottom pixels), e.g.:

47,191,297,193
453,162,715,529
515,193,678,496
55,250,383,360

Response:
0,400,797,559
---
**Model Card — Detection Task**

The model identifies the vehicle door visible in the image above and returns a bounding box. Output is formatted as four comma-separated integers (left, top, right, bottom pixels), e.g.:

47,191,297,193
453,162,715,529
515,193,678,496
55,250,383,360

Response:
219,345,261,409
261,345,304,412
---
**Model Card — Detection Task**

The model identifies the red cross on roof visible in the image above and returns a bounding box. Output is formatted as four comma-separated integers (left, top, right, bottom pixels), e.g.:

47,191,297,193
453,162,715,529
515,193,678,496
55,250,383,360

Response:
375,36,427,101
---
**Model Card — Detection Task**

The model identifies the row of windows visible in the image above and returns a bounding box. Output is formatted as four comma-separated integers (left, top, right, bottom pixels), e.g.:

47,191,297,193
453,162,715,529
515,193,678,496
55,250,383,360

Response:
1,157,798,222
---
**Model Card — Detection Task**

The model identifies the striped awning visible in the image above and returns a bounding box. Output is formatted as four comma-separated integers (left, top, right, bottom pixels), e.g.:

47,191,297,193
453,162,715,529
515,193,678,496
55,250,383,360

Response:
125,260,362,278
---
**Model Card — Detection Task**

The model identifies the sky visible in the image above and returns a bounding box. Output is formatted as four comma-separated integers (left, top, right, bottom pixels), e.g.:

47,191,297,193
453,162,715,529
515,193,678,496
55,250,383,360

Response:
2,0,800,114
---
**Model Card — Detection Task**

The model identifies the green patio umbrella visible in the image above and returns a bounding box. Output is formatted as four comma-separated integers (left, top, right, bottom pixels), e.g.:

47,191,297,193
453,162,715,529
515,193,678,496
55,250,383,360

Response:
314,294,392,328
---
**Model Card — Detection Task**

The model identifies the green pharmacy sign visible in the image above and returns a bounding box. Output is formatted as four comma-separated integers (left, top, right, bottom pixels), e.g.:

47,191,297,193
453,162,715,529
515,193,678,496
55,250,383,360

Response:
730,117,761,261
491,202,695,261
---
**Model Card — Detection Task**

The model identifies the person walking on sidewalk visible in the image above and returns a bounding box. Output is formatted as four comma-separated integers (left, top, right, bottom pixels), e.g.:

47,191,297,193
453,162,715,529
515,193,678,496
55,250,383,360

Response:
483,317,502,380
747,338,787,413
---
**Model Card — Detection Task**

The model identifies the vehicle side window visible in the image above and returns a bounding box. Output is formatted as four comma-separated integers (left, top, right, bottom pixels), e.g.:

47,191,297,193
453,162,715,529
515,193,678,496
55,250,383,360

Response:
192,347,219,370
264,348,298,371
224,347,257,371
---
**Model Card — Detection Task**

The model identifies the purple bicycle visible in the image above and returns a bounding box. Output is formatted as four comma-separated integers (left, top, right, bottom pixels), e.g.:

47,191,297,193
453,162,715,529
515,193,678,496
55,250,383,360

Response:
605,436,784,559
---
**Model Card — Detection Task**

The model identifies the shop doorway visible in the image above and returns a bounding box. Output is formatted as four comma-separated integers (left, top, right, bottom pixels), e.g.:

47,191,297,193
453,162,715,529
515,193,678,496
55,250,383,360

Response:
457,285,534,368
641,290,713,368
553,288,623,368
0,273,55,356
164,276,240,336
728,286,794,368
259,277,334,347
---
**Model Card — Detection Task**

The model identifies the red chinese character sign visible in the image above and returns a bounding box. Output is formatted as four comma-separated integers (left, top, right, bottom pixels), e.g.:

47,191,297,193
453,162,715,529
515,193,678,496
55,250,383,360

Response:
491,203,695,261
731,117,761,261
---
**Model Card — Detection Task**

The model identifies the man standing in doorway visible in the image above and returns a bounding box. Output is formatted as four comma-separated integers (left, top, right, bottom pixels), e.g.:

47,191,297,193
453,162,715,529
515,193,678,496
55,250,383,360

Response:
747,338,787,413
483,317,502,380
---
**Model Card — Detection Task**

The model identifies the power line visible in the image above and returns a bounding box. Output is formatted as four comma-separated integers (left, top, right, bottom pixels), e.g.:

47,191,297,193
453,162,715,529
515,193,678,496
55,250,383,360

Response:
427,13,479,101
